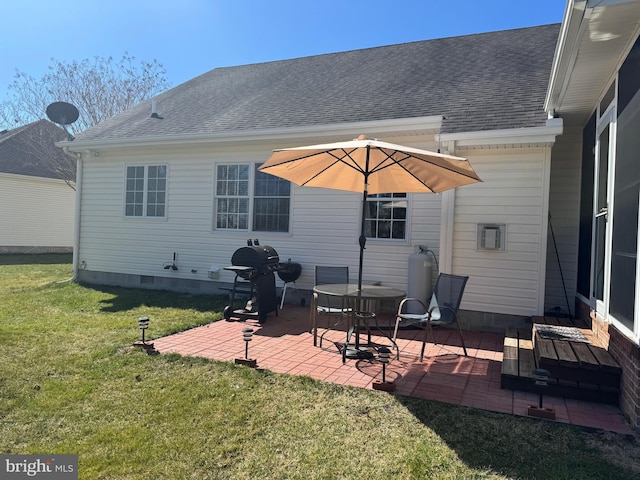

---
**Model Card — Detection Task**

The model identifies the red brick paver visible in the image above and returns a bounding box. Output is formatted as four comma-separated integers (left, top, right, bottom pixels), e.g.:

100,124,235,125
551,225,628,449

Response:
152,305,634,435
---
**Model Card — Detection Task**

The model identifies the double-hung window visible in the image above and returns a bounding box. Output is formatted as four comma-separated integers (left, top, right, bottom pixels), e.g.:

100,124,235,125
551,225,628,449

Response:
215,164,249,229
125,165,167,218
253,164,290,231
215,163,290,232
364,193,407,240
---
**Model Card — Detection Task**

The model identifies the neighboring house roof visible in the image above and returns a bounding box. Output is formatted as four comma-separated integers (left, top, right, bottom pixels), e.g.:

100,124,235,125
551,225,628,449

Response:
0,120,72,179
75,24,560,143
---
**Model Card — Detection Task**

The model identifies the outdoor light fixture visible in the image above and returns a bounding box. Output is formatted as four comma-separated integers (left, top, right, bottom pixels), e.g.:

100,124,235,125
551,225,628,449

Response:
527,368,555,420
234,327,257,367
133,316,155,352
373,346,396,392
138,316,150,343
379,347,391,382
242,328,253,358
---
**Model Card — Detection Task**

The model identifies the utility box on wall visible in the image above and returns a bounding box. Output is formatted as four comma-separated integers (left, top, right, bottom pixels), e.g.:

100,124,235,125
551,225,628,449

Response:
477,223,506,251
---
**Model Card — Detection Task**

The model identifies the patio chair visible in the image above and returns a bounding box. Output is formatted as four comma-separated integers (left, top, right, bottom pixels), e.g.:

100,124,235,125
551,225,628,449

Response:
311,266,352,347
392,273,469,361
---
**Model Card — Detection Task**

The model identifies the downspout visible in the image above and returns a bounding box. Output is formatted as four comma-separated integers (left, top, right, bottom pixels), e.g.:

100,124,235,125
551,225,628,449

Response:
63,147,82,282
438,140,457,274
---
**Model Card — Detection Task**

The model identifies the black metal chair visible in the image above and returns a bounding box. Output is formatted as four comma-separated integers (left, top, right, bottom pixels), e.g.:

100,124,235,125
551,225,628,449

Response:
392,273,469,361
310,266,352,347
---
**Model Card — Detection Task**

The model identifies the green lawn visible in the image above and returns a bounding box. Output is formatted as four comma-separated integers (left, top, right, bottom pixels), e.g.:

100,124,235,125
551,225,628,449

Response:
0,254,637,479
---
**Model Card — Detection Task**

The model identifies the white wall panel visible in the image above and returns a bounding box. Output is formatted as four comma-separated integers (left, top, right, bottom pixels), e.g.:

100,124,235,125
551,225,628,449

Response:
450,148,549,316
77,140,552,318
0,174,75,247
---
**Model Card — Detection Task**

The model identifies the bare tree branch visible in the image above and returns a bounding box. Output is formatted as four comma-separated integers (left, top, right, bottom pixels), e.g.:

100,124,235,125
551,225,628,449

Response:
0,54,170,187
0,53,170,133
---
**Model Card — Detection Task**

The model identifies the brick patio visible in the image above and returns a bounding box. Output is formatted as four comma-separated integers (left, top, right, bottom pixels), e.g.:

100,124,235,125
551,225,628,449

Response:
152,304,633,435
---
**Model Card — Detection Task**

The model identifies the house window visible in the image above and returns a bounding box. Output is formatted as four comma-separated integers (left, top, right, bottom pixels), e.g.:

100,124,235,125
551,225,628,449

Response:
253,164,290,232
365,193,407,239
215,164,249,230
214,163,290,232
125,165,166,217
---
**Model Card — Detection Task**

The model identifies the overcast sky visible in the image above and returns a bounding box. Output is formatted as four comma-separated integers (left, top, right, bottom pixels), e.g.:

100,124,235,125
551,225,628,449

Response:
1,0,566,94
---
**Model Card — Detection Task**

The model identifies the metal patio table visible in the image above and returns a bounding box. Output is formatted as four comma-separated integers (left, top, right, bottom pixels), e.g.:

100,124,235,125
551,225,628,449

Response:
312,283,405,361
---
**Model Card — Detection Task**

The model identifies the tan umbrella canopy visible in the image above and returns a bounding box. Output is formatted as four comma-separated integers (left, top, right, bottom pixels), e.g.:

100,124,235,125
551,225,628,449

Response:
259,135,482,291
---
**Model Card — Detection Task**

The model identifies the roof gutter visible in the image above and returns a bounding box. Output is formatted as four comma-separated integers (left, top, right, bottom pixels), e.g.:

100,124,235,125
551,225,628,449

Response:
56,116,444,153
544,0,593,116
436,118,563,149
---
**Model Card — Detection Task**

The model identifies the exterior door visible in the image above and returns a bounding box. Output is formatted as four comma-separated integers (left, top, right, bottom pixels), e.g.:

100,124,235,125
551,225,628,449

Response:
592,109,615,317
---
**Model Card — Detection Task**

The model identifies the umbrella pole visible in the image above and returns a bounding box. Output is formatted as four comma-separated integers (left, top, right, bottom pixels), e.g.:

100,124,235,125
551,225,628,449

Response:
358,145,370,294
343,148,374,362
358,187,366,293
352,187,367,355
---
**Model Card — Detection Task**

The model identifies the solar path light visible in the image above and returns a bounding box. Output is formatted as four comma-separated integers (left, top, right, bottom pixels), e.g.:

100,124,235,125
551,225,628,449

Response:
372,346,396,392
234,327,257,367
133,316,155,352
527,368,555,420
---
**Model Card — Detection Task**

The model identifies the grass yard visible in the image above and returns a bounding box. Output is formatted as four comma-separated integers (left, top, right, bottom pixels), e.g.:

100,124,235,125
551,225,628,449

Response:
0,254,638,479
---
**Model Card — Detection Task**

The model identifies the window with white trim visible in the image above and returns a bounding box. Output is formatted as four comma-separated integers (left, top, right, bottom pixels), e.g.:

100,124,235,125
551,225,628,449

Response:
125,165,167,217
253,164,290,231
364,193,407,239
214,163,290,232
215,164,249,229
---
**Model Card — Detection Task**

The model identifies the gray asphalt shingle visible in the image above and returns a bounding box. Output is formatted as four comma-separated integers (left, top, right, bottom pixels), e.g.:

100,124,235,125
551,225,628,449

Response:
0,120,70,179
76,24,560,142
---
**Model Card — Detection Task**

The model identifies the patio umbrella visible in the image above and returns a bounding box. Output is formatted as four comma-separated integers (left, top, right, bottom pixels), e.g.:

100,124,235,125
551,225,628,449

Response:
258,135,482,292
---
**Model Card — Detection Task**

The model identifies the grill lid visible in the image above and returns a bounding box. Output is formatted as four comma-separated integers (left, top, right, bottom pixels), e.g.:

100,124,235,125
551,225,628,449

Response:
277,262,302,283
231,245,279,269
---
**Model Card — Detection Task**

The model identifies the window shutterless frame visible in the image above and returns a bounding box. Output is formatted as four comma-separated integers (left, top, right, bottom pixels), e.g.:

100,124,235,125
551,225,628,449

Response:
213,162,290,233
124,164,167,219
363,193,409,242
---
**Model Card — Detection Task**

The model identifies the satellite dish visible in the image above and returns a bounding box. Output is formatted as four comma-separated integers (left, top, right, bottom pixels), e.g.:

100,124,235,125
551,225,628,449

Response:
46,102,79,125
46,101,79,141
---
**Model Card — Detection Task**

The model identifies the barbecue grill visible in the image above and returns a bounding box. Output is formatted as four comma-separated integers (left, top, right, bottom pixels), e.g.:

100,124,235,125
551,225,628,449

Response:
223,242,284,322
277,260,303,308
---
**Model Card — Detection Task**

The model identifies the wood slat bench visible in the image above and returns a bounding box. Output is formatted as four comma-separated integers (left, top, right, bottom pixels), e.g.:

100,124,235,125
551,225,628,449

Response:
501,316,621,404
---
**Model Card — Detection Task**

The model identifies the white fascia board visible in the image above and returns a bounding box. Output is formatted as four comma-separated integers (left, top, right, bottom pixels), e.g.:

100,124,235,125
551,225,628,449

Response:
57,116,444,153
436,118,564,148
544,0,591,115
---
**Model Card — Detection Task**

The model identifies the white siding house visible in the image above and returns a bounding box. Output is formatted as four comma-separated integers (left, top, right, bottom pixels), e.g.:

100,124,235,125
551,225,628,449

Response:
71,129,561,331
0,173,75,251
57,0,640,431
0,120,75,253
64,24,564,332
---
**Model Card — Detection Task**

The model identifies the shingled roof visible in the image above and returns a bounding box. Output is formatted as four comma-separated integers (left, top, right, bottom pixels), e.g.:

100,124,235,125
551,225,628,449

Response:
0,120,71,179
76,24,560,142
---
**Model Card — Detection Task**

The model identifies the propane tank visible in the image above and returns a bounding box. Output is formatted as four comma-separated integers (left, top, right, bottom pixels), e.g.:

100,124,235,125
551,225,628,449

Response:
407,245,433,313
